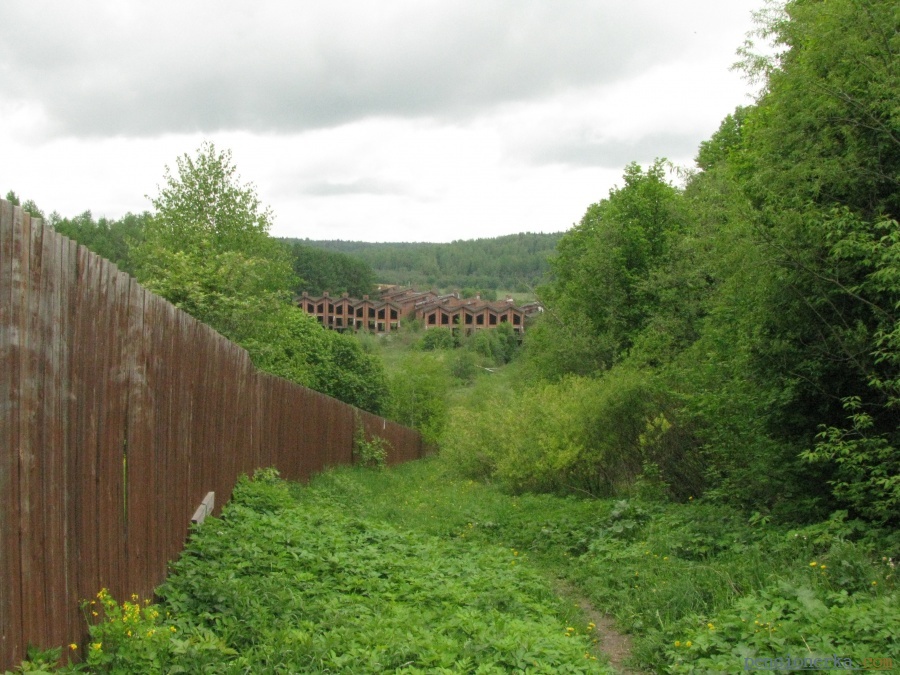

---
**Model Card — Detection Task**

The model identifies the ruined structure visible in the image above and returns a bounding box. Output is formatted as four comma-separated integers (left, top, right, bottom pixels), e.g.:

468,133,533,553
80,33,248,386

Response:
298,287,541,335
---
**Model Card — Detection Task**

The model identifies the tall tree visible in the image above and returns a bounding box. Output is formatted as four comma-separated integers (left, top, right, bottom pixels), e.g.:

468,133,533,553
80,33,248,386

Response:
133,142,296,343
731,0,900,520
527,159,685,377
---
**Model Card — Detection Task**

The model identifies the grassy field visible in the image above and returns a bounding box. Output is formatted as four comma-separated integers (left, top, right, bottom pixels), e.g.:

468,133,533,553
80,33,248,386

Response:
297,460,900,672
27,458,897,674
34,467,612,674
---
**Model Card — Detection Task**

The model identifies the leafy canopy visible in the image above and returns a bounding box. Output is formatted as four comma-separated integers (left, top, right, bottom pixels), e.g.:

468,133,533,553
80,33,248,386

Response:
133,142,296,344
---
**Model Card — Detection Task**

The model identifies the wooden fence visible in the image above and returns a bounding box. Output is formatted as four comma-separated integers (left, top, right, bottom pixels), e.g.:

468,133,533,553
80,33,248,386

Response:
0,200,423,669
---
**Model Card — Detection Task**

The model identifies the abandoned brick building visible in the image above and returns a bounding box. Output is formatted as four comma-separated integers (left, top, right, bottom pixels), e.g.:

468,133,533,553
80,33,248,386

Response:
297,287,541,335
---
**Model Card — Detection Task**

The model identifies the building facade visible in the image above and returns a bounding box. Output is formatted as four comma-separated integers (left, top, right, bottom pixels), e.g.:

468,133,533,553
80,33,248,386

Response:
298,287,540,335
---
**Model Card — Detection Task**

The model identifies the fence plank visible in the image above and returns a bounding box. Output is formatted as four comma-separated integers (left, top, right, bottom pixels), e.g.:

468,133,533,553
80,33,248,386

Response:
37,220,71,648
19,213,49,650
0,200,25,667
72,244,103,609
99,267,130,602
124,282,151,600
59,234,79,646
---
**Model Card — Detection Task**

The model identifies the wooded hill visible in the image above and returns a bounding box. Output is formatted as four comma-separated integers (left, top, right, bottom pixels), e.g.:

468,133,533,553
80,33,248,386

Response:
445,0,900,527
281,232,563,292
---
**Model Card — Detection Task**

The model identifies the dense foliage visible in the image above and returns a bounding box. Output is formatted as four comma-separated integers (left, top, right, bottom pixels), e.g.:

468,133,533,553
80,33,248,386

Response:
309,460,898,673
51,211,148,277
289,241,376,297
288,232,562,292
447,0,900,526
132,142,297,344
247,308,389,415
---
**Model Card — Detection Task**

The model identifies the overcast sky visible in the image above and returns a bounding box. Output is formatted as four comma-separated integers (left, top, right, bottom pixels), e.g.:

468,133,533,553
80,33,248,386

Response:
0,1,762,243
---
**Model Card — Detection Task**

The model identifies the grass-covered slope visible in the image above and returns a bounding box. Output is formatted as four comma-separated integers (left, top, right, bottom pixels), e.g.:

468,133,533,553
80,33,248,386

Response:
45,468,609,674
24,460,897,674
298,460,900,672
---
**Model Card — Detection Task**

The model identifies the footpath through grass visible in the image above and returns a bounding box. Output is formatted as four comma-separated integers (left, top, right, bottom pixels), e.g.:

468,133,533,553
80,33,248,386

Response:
18,459,898,674
298,459,899,672
28,465,611,674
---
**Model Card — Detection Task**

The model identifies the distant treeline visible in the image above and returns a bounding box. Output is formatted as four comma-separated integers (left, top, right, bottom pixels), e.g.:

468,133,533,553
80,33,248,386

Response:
19,204,561,298
282,232,563,292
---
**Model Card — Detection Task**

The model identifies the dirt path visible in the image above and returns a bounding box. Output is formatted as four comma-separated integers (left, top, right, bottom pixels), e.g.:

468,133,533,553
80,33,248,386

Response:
552,578,645,675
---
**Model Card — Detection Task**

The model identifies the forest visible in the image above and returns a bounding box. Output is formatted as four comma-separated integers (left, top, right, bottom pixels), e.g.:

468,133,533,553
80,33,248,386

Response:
468,0,900,526
285,233,562,292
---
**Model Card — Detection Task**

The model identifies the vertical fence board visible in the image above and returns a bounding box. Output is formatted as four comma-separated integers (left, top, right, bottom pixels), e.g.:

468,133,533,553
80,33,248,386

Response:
205,327,224,525
143,293,167,596
94,260,121,601
19,213,48,649
0,200,24,667
124,282,151,601
232,346,250,493
218,341,241,508
189,320,211,528
58,235,79,644
158,300,179,585
172,307,193,571
38,221,71,647
70,245,99,621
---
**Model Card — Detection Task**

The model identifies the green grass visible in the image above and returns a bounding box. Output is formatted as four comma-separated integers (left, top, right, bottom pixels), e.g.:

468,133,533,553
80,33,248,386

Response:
299,460,900,672
25,461,898,674
39,468,610,674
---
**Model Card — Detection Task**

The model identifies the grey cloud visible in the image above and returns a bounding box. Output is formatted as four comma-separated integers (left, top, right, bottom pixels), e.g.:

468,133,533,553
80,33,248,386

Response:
0,0,706,137
295,178,409,197
526,131,705,170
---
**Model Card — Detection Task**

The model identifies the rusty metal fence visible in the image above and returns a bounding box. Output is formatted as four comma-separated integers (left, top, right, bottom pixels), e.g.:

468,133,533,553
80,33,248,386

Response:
0,200,423,669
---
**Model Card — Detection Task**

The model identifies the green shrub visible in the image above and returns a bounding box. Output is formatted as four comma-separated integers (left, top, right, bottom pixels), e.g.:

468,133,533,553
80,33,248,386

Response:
352,414,389,469
418,327,456,350
443,366,699,498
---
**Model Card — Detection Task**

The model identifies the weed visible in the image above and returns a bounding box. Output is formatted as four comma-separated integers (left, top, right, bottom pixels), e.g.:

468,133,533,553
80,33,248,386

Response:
15,460,896,673
351,411,390,469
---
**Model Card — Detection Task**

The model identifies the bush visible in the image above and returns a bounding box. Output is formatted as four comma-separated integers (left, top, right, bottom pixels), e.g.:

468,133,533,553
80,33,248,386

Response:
387,351,450,445
352,413,389,469
442,366,700,498
418,327,456,351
